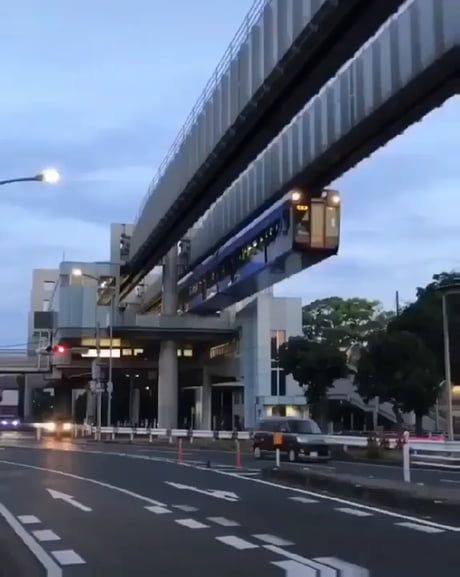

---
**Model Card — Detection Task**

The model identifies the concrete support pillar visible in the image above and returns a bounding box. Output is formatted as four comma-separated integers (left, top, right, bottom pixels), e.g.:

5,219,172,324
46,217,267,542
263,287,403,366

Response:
86,390,95,424
158,246,178,429
23,377,34,420
130,388,140,426
196,368,212,430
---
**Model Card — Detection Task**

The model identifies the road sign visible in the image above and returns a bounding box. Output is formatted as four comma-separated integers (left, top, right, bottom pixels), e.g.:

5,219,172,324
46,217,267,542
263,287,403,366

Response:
274,432,283,446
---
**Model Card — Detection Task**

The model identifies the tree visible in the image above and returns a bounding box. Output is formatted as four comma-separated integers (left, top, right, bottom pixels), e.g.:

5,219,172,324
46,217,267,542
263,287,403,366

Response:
278,337,347,427
302,297,394,351
356,330,441,433
389,272,460,382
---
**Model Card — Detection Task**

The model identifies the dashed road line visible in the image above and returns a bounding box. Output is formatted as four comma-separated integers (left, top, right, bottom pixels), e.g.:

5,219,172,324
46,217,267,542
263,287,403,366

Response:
33,529,61,542
289,496,318,504
335,507,374,517
253,534,293,546
51,550,86,566
396,522,445,534
207,516,240,527
18,514,41,525
172,504,199,512
0,503,62,577
175,518,209,529
216,535,259,550
271,560,317,575
267,547,337,576
145,505,171,514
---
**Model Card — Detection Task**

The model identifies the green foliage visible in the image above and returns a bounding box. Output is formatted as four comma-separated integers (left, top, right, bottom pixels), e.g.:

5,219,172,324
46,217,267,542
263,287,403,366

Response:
278,337,347,407
356,330,441,431
389,271,460,382
303,297,394,350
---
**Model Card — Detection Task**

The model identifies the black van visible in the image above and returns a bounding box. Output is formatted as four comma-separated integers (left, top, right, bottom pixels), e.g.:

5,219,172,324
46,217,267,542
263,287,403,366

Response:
253,416,331,462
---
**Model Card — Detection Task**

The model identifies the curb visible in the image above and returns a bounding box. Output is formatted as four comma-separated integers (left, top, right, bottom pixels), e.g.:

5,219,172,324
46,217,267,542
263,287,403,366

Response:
261,467,460,524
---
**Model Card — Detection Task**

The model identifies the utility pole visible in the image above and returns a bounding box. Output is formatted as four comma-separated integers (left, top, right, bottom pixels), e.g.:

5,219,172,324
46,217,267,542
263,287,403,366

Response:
441,293,454,441
106,291,114,426
96,315,102,440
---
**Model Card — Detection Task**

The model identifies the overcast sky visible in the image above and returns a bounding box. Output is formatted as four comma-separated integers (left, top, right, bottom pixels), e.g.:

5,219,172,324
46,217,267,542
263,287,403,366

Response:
1,0,459,345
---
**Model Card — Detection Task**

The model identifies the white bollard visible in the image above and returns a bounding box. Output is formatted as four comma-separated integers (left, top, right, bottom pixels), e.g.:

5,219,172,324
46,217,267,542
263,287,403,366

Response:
275,447,280,468
36,426,42,441
111,431,115,440
403,442,411,483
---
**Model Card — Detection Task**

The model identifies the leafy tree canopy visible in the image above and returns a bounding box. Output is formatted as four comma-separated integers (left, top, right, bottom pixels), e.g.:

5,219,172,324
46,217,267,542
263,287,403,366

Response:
303,297,394,351
356,330,441,431
389,271,460,381
278,337,347,406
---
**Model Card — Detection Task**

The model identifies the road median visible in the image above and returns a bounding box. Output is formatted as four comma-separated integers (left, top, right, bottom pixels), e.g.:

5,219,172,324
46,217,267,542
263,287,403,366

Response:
261,465,460,524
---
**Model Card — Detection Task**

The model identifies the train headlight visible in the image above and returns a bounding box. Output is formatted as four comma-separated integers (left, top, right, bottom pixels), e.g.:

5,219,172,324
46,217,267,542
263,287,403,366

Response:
291,190,302,202
329,193,341,205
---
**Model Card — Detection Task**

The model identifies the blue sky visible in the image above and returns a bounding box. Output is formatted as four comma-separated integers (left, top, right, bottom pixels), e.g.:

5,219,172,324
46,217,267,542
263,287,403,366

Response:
0,0,459,345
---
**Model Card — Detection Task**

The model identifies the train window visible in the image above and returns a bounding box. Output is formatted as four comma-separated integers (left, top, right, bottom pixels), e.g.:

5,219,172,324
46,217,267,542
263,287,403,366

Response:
294,205,311,245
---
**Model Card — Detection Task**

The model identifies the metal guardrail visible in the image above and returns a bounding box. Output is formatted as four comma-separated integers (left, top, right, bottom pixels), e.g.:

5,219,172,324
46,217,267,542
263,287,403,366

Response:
403,441,460,481
136,0,267,222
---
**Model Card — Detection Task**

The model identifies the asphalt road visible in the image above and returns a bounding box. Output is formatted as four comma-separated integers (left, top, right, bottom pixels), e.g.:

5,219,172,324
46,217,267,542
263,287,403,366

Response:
0,440,459,576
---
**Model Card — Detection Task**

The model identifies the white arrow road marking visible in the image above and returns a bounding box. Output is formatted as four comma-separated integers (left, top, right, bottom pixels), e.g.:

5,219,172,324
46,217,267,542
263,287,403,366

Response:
165,482,239,502
46,489,92,512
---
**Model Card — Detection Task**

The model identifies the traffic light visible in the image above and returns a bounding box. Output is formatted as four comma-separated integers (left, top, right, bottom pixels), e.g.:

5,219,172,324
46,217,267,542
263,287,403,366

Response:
44,344,66,354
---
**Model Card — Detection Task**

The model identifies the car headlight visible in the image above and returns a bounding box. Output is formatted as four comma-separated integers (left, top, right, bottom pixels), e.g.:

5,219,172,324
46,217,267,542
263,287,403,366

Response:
12,420,19,426
43,422,56,432
296,436,309,444
62,423,72,432
1,420,7,426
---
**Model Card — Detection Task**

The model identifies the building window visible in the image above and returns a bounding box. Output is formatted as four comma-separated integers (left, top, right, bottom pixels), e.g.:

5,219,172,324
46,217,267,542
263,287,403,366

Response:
43,281,55,292
42,300,50,312
270,330,287,397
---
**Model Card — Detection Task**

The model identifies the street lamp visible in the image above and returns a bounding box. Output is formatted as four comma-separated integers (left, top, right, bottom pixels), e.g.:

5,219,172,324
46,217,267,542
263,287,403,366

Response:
71,267,116,432
435,274,460,441
0,168,61,186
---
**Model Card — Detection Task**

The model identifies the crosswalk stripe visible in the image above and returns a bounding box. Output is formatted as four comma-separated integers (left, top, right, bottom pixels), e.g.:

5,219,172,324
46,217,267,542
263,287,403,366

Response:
173,505,199,512
51,549,85,566
207,517,240,527
32,530,60,542
396,522,445,534
216,535,259,550
175,518,209,529
145,505,171,514
289,496,318,504
18,515,40,525
253,534,294,546
335,507,373,517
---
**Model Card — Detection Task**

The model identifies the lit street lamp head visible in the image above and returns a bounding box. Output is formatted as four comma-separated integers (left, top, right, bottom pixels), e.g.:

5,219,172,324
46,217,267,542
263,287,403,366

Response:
71,268,83,277
38,168,61,184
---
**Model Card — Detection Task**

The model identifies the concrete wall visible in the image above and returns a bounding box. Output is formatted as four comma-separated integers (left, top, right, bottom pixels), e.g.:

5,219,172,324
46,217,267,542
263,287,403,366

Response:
236,290,304,427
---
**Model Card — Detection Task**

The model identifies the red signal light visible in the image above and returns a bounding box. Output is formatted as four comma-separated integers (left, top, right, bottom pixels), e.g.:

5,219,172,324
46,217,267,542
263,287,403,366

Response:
54,345,66,354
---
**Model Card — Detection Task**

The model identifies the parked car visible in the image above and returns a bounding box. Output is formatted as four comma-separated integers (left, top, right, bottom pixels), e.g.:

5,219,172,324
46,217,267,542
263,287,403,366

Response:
253,416,331,462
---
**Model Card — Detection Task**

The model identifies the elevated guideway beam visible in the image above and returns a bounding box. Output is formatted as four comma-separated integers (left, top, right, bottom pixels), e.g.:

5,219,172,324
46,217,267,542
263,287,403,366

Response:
0,350,50,374
188,0,460,268
122,0,405,299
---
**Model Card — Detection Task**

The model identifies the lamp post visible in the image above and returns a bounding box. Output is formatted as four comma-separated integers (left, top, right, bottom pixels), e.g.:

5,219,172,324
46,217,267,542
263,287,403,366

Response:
71,267,116,436
435,274,460,441
0,168,61,186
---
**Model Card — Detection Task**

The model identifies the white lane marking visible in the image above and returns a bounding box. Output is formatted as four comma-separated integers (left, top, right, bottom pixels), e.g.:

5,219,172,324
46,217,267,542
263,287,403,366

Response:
207,516,240,527
173,505,199,512
0,503,62,577
175,518,209,529
315,557,370,577
335,507,373,517
33,530,61,542
235,472,259,476
46,489,92,512
18,514,40,524
145,506,171,514
0,459,167,507
267,547,336,577
271,560,317,576
51,550,85,565
208,468,460,532
253,534,294,546
289,496,318,504
165,481,239,502
396,522,445,534
441,479,460,484
216,535,259,550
